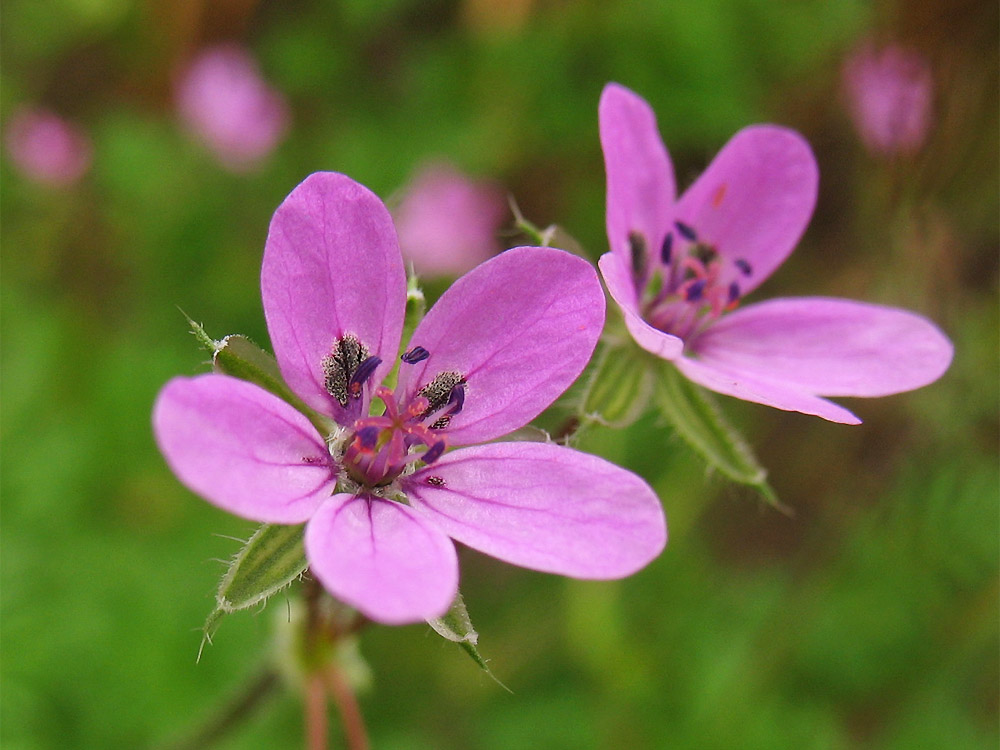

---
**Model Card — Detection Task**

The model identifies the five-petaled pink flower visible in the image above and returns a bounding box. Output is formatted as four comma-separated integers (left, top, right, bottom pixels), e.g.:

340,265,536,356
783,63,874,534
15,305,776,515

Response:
153,172,666,625
598,83,952,424
392,161,507,278
842,42,933,156
4,106,92,186
176,44,289,172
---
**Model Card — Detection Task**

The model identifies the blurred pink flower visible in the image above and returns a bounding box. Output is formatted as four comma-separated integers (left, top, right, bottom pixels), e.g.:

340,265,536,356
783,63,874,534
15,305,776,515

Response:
598,83,952,424
176,45,289,172
843,42,933,156
4,107,92,186
392,163,507,277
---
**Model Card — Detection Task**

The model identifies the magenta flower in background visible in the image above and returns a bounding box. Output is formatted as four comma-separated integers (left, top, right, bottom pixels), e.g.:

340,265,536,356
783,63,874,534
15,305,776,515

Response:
153,172,666,625
843,42,933,156
176,44,289,172
392,162,507,277
598,83,952,424
4,107,92,186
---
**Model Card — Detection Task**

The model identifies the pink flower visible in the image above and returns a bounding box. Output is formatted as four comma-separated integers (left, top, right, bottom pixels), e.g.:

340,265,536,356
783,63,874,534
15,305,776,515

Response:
153,172,666,625
843,42,933,156
176,45,289,172
4,107,92,186
392,162,507,277
598,83,952,424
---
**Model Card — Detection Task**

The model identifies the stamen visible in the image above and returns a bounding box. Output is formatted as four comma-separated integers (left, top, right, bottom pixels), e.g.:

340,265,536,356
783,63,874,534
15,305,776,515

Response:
684,279,706,302
355,425,380,450
418,371,466,418
348,355,382,399
628,231,648,279
727,281,741,304
422,441,446,464
322,334,370,406
401,346,430,364
660,233,673,264
735,258,753,276
426,476,446,487
674,220,697,242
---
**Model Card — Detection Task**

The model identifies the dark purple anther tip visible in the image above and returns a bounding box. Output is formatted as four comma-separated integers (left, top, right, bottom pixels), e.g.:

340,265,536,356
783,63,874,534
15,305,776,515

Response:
735,258,753,276
422,441,446,464
685,279,706,302
728,281,741,303
401,346,430,364
357,425,379,450
350,356,382,391
674,221,697,242
660,233,673,264
446,383,465,415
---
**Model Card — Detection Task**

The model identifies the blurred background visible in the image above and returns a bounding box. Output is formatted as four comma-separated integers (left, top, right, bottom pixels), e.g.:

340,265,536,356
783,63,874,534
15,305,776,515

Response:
2,0,997,748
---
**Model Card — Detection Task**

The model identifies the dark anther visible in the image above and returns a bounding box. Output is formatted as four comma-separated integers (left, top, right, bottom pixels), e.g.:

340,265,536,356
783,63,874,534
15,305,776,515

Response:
735,258,753,276
674,220,698,242
418,371,466,418
428,383,466,430
356,426,380,450
401,346,430,364
660,233,674,264
426,476,446,487
685,279,707,302
728,281,741,304
322,335,370,406
348,355,382,399
627,231,648,280
422,441,446,464
692,243,717,265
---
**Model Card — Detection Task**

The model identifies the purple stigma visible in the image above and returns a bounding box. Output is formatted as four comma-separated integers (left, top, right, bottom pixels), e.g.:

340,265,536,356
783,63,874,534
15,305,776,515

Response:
660,233,673,264
356,425,380,450
401,346,430,364
728,281,741,303
735,258,753,276
685,279,706,302
422,441,446,464
674,220,697,242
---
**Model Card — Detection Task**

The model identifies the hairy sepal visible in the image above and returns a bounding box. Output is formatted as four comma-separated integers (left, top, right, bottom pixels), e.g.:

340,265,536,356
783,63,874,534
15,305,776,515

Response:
426,592,510,691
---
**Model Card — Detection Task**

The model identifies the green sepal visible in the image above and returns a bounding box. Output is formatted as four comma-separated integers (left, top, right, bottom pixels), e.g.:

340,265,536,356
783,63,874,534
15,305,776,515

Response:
578,343,655,429
426,593,510,691
199,523,309,661
183,313,335,436
653,362,784,510
508,197,585,256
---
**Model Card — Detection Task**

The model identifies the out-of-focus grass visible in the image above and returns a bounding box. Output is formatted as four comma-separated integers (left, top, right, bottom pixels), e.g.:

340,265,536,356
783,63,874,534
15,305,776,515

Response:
2,1,996,748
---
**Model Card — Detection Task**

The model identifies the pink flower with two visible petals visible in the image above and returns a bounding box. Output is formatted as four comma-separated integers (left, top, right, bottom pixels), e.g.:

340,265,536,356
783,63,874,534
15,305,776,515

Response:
4,107,92,186
176,45,289,172
392,162,507,278
598,83,952,424
153,172,666,625
843,42,933,156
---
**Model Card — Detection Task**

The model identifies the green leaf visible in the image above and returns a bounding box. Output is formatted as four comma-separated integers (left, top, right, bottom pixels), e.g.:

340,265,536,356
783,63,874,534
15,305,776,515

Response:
199,523,308,661
426,593,510,691
183,313,335,436
578,343,654,429
653,362,784,510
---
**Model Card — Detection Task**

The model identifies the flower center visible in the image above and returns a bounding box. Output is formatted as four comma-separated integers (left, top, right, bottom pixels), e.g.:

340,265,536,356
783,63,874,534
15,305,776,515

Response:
340,350,466,488
631,221,753,341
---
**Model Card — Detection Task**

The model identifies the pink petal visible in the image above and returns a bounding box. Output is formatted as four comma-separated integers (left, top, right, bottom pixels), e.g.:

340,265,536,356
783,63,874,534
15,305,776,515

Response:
396,246,605,445
688,296,954,398
152,374,336,523
674,125,818,295
261,172,407,424
599,252,684,359
304,494,458,625
404,442,666,579
674,356,862,424
599,83,676,280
